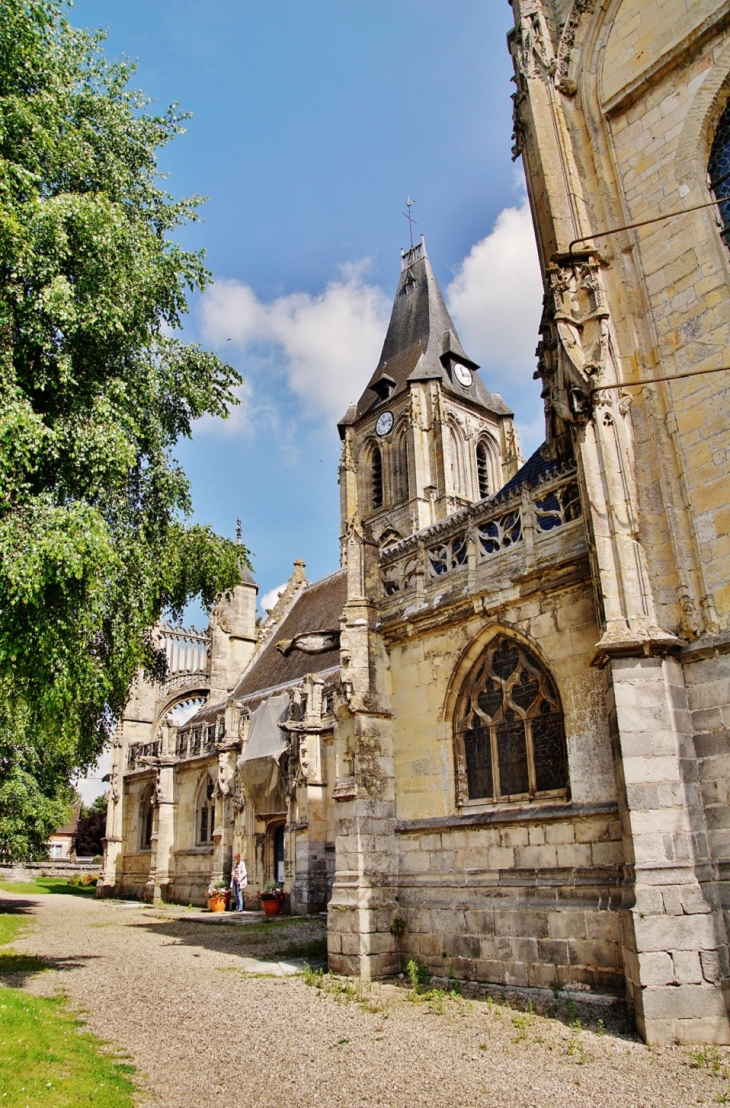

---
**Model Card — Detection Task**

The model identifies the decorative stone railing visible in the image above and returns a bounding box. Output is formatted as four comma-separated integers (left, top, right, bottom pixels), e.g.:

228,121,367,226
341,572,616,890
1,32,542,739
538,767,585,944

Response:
127,740,162,770
156,622,210,677
175,721,224,760
380,464,582,597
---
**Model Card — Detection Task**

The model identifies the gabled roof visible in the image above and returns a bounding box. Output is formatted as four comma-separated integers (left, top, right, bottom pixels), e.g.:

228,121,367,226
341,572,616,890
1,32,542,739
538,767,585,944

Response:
343,239,512,426
232,568,347,703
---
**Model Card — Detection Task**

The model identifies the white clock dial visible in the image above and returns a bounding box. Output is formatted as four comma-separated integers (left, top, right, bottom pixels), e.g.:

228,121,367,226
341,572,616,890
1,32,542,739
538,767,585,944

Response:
375,411,394,436
453,362,473,387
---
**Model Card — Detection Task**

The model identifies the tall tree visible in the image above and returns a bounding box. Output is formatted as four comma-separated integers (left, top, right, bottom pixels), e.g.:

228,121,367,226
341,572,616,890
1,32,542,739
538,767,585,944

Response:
0,0,249,860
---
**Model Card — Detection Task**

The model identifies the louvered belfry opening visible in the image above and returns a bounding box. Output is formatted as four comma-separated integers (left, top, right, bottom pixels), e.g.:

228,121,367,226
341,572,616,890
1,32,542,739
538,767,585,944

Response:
476,440,491,500
371,445,383,509
455,635,569,803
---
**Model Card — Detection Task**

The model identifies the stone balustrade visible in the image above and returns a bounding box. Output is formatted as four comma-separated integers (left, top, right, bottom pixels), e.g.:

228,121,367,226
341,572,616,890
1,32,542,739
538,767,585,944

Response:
156,622,210,677
380,464,582,597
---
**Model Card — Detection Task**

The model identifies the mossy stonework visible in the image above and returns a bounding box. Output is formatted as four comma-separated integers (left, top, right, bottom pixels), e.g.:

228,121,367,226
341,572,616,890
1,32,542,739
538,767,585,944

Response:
102,0,730,1047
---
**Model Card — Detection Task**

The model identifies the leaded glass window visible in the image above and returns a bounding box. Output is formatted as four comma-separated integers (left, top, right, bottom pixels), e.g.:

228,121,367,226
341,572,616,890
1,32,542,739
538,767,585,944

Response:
454,635,569,803
709,99,730,244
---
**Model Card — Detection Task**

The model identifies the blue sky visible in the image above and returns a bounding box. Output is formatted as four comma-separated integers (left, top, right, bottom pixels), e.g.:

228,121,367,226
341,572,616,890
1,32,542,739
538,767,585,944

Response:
71,0,544,615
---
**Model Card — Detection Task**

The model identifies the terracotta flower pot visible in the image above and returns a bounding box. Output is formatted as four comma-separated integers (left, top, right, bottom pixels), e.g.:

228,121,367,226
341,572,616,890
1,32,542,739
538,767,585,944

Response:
261,897,282,917
207,894,227,913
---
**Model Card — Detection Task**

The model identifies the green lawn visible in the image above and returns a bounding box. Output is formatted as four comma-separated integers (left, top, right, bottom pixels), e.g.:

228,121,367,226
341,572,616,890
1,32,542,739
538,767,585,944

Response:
0,988,137,1107
0,891,138,1105
0,877,97,898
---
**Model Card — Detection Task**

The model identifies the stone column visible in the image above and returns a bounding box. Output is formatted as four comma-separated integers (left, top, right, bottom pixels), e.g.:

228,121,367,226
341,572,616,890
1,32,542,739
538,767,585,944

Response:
150,755,177,903
609,654,730,1044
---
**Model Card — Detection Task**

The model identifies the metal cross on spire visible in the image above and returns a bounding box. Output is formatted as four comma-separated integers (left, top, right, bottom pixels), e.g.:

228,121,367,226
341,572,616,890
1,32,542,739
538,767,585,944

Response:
235,518,242,545
402,197,418,248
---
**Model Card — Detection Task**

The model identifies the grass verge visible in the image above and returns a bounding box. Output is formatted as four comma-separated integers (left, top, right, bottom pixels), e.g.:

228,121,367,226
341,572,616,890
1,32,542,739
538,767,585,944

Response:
0,987,137,1107
0,878,96,898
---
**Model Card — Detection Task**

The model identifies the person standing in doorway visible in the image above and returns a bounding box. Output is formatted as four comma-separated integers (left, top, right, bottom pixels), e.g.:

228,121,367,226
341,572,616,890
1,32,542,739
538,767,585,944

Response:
230,853,247,912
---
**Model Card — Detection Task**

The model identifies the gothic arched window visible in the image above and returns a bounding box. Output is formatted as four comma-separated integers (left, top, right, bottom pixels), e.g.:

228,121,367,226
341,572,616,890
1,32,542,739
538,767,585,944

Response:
196,775,215,846
476,438,498,500
371,445,383,510
454,635,568,803
709,99,730,245
140,786,154,850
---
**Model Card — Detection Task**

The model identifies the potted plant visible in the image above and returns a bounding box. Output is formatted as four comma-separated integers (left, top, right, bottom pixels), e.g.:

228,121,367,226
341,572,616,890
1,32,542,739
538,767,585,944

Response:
258,883,285,917
206,880,228,913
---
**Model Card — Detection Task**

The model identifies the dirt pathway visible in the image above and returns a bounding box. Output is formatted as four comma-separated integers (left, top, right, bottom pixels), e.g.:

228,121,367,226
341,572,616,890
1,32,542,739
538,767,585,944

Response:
1,890,723,1108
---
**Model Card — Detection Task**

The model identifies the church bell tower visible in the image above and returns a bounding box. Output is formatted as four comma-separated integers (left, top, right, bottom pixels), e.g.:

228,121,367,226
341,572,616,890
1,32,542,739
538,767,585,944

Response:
338,237,521,554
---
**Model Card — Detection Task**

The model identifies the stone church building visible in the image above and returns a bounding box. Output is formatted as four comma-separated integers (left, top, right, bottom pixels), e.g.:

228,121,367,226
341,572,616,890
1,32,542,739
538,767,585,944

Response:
101,0,730,1046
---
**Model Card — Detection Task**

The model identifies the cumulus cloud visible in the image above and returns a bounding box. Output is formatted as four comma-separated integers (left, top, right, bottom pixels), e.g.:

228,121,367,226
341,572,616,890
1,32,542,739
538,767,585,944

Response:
260,582,287,613
200,270,390,424
446,199,543,386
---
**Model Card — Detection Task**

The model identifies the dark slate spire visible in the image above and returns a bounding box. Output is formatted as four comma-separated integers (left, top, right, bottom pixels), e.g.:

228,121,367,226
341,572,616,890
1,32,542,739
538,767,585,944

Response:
344,238,512,425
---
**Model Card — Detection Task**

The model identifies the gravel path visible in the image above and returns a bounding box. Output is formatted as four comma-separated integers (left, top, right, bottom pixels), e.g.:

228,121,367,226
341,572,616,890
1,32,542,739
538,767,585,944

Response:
1,889,725,1108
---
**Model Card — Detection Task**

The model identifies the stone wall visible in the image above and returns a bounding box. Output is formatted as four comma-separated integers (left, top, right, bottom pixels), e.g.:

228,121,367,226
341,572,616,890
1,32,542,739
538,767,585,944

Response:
394,806,624,992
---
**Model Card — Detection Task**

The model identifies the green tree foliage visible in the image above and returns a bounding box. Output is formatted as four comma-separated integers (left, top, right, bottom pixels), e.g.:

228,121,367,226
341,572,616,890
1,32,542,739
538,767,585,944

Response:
0,0,249,860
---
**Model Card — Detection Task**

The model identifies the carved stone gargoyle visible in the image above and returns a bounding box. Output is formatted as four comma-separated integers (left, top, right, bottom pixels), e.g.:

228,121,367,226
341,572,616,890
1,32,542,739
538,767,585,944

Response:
276,629,341,657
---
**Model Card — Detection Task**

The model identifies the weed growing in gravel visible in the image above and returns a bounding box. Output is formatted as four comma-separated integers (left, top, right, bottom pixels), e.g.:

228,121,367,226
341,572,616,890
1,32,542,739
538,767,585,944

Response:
301,966,391,1015
687,1046,726,1079
0,987,136,1107
405,958,431,992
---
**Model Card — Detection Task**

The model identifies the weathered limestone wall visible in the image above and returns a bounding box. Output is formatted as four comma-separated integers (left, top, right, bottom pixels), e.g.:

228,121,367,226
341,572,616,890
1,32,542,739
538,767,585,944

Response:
682,639,730,883
395,808,624,993
384,579,622,990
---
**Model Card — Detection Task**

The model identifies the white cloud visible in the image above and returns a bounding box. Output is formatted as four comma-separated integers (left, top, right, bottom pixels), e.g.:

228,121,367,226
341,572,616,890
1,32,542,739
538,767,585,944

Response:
200,270,391,424
446,199,543,386
260,582,287,613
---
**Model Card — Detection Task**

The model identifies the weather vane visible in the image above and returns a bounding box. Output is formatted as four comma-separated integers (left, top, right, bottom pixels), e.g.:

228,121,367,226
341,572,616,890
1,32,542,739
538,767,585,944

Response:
236,518,242,545
402,197,418,248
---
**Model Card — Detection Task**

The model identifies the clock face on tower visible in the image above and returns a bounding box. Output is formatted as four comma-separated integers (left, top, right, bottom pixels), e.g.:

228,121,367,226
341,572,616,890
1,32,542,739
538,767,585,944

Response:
375,411,394,436
453,362,473,387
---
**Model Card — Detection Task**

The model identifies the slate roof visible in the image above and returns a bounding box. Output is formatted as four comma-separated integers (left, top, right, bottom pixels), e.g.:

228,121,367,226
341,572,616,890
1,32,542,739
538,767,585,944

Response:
343,239,512,426
232,568,347,702
497,443,562,499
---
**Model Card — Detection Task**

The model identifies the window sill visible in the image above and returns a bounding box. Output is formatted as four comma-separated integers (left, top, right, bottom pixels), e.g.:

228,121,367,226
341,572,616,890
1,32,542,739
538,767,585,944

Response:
394,799,618,834
174,846,214,856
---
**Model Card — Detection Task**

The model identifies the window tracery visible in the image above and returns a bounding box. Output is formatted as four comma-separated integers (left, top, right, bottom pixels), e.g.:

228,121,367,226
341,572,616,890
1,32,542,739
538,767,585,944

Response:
454,635,568,804
196,775,215,846
709,99,730,245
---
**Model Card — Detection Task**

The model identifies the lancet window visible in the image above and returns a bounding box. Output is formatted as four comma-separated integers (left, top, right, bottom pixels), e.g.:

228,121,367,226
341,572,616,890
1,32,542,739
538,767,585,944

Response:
709,99,730,245
371,445,383,510
454,635,568,803
196,775,215,846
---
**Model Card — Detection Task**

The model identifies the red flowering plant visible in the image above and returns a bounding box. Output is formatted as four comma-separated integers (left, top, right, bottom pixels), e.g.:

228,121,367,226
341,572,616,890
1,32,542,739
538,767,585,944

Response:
257,882,285,902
